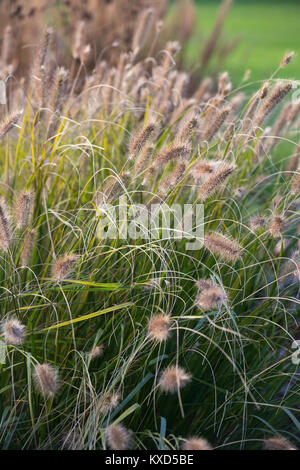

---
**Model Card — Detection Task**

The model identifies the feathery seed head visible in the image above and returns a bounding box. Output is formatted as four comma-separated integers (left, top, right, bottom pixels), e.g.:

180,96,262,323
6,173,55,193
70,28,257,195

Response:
197,163,236,200
204,232,242,262
100,392,120,415
259,82,269,100
280,51,295,68
291,172,300,195
258,82,293,124
148,314,171,342
182,437,213,450
191,160,220,183
195,285,227,311
161,161,187,191
72,21,86,61
159,365,191,393
269,216,286,238
202,106,231,142
242,69,251,82
52,254,79,281
129,122,156,158
177,113,198,142
264,437,296,451
89,345,104,360
155,144,191,166
34,363,58,398
2,318,25,345
218,71,231,96
0,110,22,138
0,197,11,252
20,229,36,267
132,8,155,57
106,424,131,450
15,191,35,229
38,28,53,68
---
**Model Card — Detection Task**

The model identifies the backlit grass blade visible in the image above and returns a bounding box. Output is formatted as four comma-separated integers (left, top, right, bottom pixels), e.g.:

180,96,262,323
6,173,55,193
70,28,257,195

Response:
43,278,123,290
41,302,133,331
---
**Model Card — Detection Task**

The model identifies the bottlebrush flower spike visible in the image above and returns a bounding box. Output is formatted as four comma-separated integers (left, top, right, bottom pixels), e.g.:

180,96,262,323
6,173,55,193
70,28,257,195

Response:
264,437,296,450
2,318,25,345
0,110,22,138
148,314,171,342
52,254,79,281
159,365,191,393
0,197,11,252
106,423,132,450
195,285,227,311
34,363,59,398
182,437,213,450
15,191,35,229
204,232,242,262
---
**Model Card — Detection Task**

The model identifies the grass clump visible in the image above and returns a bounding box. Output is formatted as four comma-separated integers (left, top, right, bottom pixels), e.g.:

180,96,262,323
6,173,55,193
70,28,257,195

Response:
0,4,299,451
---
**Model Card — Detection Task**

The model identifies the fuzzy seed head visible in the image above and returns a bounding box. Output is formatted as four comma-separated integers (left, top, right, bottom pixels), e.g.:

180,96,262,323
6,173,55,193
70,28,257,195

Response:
0,198,11,252
2,318,25,345
52,254,79,281
155,144,191,166
89,345,104,360
291,172,300,195
280,51,295,68
148,314,171,342
182,437,213,450
0,111,22,138
38,28,53,68
177,114,198,141
72,21,86,61
161,161,186,191
258,82,293,123
264,437,296,451
202,106,231,142
250,216,266,231
218,71,230,95
269,216,285,238
21,229,36,267
191,160,221,183
106,424,131,450
129,122,156,157
34,363,58,398
259,82,269,100
204,232,242,262
100,392,120,415
159,365,191,393
195,285,227,311
15,191,34,229
197,163,235,200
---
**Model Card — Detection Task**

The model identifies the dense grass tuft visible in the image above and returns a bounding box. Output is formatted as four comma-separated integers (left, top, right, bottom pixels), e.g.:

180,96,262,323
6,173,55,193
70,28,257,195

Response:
0,2,299,451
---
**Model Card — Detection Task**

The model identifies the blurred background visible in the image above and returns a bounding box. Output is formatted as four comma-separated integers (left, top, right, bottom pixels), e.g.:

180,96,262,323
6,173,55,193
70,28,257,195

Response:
1,0,300,95
185,0,300,85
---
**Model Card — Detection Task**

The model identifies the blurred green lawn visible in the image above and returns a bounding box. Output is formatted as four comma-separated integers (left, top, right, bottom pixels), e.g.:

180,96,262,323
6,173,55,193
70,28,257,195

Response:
187,0,300,90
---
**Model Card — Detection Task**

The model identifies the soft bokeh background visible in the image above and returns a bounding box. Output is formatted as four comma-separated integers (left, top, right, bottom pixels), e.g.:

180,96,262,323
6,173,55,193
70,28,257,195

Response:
186,0,300,88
